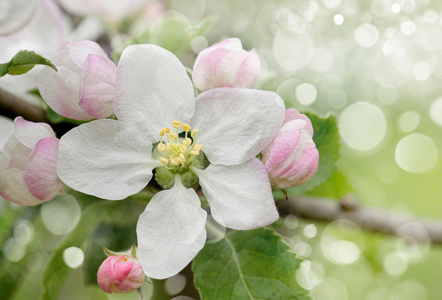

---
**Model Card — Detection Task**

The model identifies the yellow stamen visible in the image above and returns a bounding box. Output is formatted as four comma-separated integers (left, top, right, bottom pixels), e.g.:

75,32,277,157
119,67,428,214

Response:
182,123,191,132
183,138,192,146
194,144,203,151
159,128,166,136
160,157,168,165
191,129,199,138
158,143,166,152
165,128,171,133
168,132,177,140
190,150,200,156
179,153,186,161
170,158,179,166
172,120,181,129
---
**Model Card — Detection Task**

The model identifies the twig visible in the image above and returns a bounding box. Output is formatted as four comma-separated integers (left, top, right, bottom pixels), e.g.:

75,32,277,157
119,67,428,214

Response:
0,88,48,122
278,196,442,245
0,88,76,137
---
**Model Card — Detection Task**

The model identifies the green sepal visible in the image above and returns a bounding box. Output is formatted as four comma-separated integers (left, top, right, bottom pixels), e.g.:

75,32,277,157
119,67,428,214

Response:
154,167,176,189
0,50,57,77
180,169,198,188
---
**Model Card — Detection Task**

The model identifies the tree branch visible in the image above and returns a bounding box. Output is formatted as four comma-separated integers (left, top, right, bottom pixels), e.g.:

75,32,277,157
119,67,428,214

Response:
0,88,48,122
278,196,442,245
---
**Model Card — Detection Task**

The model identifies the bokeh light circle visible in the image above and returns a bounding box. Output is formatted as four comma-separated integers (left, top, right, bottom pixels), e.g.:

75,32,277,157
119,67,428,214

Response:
295,83,317,106
383,251,408,276
333,14,344,25
395,133,439,173
412,61,431,81
41,195,81,235
339,102,387,151
165,274,187,295
429,98,442,126
273,30,313,73
398,110,420,133
354,23,379,47
308,48,334,72
63,246,84,269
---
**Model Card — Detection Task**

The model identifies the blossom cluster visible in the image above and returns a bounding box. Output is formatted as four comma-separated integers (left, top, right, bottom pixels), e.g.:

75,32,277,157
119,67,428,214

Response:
0,35,319,294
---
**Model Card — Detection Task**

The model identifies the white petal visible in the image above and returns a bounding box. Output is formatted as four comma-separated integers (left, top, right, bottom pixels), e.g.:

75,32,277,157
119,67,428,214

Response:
14,116,55,149
114,44,195,140
191,88,285,165
0,0,39,35
0,135,29,170
192,158,279,230
136,180,207,279
0,168,43,206
57,120,160,200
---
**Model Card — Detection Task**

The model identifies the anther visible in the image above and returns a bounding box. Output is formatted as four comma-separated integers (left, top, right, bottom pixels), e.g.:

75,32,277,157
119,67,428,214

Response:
194,144,203,151
190,150,200,156
183,138,192,146
168,132,178,140
159,128,166,136
158,143,166,152
165,128,171,133
170,158,179,166
160,157,168,165
182,123,191,132
172,120,181,129
191,129,199,138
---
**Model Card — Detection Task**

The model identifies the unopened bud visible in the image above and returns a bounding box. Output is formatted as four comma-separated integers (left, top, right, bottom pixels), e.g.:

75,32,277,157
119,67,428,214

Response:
97,246,146,295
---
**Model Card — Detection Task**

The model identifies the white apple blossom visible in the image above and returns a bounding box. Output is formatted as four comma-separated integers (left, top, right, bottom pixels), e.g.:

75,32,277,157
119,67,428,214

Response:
57,44,285,279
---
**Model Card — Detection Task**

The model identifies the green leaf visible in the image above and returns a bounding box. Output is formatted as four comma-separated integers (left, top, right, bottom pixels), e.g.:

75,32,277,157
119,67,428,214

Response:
285,113,340,197
193,228,311,300
0,50,56,77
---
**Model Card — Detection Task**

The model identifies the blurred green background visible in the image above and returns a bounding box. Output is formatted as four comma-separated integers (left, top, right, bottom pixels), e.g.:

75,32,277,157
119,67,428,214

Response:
1,0,442,299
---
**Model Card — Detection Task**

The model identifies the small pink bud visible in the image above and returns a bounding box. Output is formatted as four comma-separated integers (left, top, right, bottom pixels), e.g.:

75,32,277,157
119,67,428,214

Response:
261,109,319,189
192,38,260,92
97,254,145,294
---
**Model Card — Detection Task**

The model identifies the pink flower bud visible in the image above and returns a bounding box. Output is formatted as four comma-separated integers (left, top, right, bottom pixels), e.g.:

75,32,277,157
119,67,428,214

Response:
0,117,63,205
97,255,145,294
38,40,117,120
192,38,260,92
261,109,319,189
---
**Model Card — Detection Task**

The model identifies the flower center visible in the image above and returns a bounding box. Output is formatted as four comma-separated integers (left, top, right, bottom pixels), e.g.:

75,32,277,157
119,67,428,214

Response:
157,120,203,170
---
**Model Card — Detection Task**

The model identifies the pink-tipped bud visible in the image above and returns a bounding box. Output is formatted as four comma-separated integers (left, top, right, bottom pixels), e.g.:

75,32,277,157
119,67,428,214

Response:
38,40,117,121
261,109,319,189
192,38,260,92
97,254,145,294
0,117,63,206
